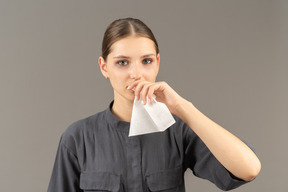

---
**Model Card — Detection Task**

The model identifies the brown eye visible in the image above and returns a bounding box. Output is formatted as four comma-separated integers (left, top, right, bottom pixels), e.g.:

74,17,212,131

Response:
142,59,152,64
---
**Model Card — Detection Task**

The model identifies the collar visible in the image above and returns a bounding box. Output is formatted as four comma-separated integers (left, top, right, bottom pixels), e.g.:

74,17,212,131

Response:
104,100,130,132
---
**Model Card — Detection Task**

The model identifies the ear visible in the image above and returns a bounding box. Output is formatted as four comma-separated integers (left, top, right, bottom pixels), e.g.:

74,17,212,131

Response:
155,53,160,75
98,56,109,79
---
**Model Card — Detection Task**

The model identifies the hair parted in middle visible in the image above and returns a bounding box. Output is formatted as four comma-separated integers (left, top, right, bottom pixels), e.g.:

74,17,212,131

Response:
101,18,159,61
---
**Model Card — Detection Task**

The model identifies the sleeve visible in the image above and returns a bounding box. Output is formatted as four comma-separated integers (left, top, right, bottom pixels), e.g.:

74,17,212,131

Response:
182,123,251,191
47,136,83,192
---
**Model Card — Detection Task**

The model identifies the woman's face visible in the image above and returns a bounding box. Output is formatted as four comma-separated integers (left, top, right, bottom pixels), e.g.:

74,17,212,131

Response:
99,36,160,102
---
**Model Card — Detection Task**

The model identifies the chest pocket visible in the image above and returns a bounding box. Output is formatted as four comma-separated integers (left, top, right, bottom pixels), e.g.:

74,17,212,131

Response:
146,166,183,192
80,172,122,192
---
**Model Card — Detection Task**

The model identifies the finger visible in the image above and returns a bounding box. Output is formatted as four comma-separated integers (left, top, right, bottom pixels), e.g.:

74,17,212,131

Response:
127,79,142,91
127,80,143,99
134,81,147,100
141,83,153,105
147,84,158,104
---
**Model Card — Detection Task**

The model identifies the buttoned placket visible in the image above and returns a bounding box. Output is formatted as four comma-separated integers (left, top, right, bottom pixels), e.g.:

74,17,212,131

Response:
126,135,145,192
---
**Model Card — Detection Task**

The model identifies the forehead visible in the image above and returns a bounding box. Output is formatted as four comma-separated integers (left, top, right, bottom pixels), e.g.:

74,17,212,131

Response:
109,36,156,57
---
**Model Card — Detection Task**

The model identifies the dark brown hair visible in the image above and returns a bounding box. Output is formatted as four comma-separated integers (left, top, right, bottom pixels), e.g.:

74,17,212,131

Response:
101,18,159,61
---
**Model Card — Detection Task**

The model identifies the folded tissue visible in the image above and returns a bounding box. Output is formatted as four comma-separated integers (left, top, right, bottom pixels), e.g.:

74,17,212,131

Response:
129,94,176,136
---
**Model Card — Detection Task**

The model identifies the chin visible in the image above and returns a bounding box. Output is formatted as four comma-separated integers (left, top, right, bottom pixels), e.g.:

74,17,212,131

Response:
127,91,136,101
127,94,135,101
119,89,134,102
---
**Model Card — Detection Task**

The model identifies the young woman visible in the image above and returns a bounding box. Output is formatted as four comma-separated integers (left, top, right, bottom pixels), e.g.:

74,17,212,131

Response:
48,18,261,192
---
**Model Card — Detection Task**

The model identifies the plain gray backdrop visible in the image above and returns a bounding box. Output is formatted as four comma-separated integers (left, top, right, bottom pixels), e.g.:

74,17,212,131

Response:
0,0,287,191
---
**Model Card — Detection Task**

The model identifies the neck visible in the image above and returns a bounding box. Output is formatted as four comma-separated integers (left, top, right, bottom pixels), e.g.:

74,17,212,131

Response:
111,93,134,122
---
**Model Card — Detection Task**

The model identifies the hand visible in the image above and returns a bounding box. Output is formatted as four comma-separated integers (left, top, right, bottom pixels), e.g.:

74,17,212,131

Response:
127,80,185,115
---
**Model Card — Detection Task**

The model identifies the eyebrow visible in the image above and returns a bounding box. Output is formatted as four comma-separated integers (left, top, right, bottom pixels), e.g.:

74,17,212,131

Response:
113,54,156,59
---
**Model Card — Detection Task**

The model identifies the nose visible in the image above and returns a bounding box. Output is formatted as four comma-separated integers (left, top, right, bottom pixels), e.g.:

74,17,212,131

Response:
130,74,142,80
129,63,142,80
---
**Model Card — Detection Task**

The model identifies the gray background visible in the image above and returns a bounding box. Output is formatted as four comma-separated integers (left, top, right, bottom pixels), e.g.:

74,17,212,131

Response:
0,0,287,191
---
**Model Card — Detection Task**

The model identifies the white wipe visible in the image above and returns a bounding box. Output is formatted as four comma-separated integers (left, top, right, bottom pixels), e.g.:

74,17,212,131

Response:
129,94,176,136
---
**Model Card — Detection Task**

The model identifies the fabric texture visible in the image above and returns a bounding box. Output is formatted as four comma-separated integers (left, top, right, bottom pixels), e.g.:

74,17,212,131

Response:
48,101,251,192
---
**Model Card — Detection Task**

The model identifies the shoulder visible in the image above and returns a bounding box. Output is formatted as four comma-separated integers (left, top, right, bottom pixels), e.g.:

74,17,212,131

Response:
65,109,107,135
171,114,194,134
60,110,106,152
170,114,198,142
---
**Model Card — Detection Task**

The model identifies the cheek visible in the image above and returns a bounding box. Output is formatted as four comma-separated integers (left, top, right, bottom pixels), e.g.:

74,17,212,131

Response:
143,68,158,80
109,69,128,85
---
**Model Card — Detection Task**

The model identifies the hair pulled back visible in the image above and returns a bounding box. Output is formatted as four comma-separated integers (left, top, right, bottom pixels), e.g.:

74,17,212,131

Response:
101,18,159,61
